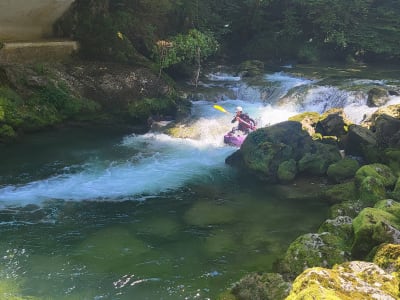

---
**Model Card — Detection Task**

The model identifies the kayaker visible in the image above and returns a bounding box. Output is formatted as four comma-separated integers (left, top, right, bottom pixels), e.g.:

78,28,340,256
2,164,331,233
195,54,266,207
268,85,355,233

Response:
231,106,256,134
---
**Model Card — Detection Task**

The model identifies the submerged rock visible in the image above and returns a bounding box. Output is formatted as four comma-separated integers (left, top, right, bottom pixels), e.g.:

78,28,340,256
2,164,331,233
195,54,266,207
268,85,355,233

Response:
183,201,237,227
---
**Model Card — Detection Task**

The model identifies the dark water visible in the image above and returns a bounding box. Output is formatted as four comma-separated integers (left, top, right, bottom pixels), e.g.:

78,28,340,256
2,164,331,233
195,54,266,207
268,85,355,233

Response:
0,127,329,299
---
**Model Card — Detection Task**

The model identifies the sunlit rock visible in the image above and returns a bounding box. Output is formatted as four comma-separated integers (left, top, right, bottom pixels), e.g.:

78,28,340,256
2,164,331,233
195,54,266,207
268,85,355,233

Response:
373,243,400,282
367,87,390,107
286,261,399,300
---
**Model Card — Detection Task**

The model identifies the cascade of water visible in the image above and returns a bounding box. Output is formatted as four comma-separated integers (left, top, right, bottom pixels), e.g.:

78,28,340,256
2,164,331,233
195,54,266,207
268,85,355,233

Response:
0,69,399,206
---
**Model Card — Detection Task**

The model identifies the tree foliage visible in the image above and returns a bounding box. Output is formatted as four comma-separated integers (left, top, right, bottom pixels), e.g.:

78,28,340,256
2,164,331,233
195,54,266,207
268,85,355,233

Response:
153,29,219,85
57,0,400,65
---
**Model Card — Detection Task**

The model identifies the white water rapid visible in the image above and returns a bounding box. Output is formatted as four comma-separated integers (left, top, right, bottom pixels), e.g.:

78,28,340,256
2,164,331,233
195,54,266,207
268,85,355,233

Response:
0,70,399,207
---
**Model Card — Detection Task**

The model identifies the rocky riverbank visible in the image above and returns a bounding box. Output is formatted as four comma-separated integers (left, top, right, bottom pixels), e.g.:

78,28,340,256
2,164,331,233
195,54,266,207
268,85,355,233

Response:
0,60,191,142
218,102,400,299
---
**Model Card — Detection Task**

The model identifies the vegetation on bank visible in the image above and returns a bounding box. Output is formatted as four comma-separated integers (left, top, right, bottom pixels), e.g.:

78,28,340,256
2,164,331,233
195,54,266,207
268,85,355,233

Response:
55,0,400,65
0,78,99,142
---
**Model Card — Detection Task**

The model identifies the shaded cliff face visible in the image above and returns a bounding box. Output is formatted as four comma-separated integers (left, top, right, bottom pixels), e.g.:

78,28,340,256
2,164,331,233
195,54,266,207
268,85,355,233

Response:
0,0,75,41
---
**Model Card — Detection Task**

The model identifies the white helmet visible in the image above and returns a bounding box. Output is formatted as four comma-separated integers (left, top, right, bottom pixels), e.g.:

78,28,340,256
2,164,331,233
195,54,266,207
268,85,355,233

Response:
236,106,243,112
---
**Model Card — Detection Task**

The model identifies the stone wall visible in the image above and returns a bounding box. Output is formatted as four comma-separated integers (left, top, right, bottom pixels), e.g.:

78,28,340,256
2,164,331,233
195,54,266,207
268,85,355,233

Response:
0,0,75,41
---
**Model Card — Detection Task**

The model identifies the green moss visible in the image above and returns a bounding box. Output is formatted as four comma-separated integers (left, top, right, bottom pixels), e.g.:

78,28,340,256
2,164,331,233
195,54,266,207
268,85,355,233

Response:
288,111,320,124
373,243,400,281
277,159,297,183
383,148,400,176
128,96,178,123
330,200,364,219
352,207,400,259
287,261,400,300
324,181,359,205
231,272,290,300
355,163,397,188
327,158,360,183
359,176,386,205
318,216,354,250
374,199,400,219
279,232,348,278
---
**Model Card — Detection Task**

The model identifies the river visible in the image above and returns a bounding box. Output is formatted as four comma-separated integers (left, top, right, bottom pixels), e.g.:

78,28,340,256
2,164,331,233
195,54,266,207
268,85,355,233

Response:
0,64,399,299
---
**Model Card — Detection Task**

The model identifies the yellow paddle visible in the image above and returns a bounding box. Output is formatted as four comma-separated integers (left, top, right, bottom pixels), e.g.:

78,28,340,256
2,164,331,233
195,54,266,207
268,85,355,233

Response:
213,104,229,114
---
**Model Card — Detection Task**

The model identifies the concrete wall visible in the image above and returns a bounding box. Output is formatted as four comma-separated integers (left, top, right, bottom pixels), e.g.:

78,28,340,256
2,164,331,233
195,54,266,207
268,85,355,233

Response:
0,0,75,41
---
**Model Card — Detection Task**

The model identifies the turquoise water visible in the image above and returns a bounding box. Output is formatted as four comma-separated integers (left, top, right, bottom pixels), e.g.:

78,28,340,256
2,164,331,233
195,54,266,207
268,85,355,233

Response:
0,126,329,299
3,65,395,299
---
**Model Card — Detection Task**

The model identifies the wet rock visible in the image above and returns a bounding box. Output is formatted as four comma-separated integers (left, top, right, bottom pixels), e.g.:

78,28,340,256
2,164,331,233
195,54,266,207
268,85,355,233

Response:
367,87,390,107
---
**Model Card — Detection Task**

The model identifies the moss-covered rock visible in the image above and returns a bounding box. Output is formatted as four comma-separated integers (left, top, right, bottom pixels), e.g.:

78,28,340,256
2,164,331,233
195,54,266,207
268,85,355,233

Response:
330,200,364,219
355,163,397,188
374,199,400,219
323,181,359,205
288,111,320,136
383,148,400,176
327,158,360,183
358,176,387,205
298,142,342,176
278,232,349,278
229,272,290,300
373,243,400,282
318,216,354,250
227,121,342,182
277,159,297,183
351,207,400,259
286,261,399,300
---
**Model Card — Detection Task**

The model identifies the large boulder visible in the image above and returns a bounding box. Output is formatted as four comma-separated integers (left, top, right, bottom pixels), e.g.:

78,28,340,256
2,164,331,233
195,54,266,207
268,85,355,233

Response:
355,163,397,188
375,114,400,148
226,121,341,182
351,206,400,259
277,232,349,278
327,158,360,183
344,124,377,161
286,261,399,300
315,108,349,137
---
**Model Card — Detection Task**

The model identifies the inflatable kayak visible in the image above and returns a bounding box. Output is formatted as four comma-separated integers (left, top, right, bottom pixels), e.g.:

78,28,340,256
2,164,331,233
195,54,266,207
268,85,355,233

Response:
224,131,247,147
